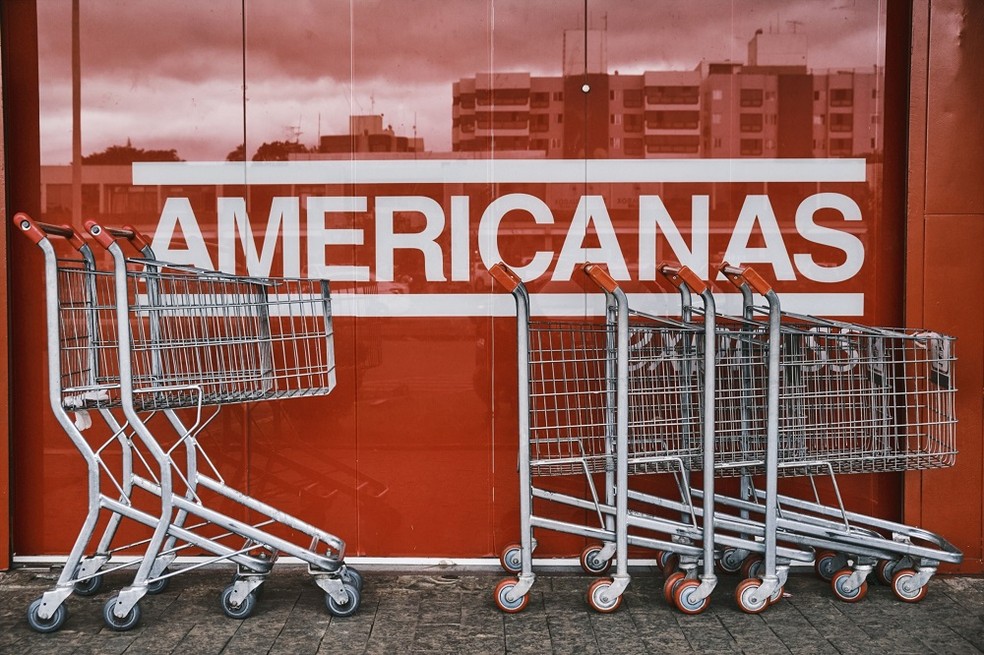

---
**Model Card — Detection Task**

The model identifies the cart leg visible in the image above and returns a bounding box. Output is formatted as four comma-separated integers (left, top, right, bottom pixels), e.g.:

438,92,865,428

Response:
76,553,110,581
32,587,74,621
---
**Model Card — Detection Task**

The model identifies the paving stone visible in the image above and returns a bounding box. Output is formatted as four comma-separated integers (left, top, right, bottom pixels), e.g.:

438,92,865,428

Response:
1,567,984,653
675,612,743,654
589,610,651,655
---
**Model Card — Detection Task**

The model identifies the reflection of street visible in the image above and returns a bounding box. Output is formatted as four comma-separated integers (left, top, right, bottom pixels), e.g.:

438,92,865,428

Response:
247,403,389,502
21,1,894,563
352,324,495,554
358,334,485,398
236,322,495,556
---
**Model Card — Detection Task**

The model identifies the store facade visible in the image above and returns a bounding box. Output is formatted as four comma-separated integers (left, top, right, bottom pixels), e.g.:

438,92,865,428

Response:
0,0,981,572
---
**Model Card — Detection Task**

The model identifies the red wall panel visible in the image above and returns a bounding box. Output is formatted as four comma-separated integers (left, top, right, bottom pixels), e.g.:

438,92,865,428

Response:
905,0,984,573
8,1,980,571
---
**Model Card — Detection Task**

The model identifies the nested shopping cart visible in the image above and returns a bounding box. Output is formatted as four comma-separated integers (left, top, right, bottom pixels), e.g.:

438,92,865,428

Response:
86,219,361,630
701,263,962,605
490,262,811,614
602,263,812,614
651,261,960,610
16,214,215,633
490,263,697,612
16,213,361,632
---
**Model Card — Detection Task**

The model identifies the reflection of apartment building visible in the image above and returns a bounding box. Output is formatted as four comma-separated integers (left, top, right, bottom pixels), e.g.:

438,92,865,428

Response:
319,114,424,154
452,67,703,158
453,30,882,159
813,71,881,157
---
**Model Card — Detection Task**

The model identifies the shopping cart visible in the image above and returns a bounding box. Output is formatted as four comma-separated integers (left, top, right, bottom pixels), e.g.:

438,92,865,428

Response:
647,261,960,610
490,263,702,612
702,263,962,605
16,213,361,632
16,215,215,633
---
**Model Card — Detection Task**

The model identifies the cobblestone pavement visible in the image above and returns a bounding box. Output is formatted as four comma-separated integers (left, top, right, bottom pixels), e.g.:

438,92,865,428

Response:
1,565,982,654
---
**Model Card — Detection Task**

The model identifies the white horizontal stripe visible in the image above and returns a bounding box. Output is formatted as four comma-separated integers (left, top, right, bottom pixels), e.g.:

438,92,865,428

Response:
128,291,863,318
133,158,866,186
13,554,817,569
330,292,864,317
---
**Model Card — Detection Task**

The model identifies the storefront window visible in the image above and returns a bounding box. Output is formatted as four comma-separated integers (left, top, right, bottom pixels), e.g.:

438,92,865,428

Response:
20,0,890,558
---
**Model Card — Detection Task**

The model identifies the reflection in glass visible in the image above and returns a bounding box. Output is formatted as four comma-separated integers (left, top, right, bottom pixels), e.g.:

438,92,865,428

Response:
24,0,893,557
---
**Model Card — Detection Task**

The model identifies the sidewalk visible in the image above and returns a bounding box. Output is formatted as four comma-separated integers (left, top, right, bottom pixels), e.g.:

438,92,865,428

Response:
1,565,982,654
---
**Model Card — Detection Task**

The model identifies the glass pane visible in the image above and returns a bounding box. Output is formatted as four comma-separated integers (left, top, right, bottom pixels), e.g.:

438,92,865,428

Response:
21,0,893,558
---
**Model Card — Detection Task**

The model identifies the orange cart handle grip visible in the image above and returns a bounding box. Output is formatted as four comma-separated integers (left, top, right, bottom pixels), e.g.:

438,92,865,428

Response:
658,263,708,295
581,262,619,294
84,220,116,250
489,262,523,292
14,212,87,251
84,220,152,252
718,262,773,295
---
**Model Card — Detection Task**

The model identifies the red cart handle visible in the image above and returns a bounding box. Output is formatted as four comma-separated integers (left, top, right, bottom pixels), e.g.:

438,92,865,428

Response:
658,263,708,295
718,262,772,295
14,212,87,251
84,220,152,252
489,262,523,292
581,262,619,294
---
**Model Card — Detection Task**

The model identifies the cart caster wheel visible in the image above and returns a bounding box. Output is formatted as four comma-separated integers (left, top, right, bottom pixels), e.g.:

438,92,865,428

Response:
103,596,141,631
27,598,69,633
220,584,258,620
875,558,900,586
768,585,784,606
586,578,622,613
325,582,361,618
146,570,170,595
891,569,929,603
655,550,679,573
343,567,364,593
662,552,680,574
814,550,841,582
673,579,709,615
74,573,104,596
493,578,529,613
735,578,769,614
741,554,764,580
579,544,612,575
499,544,523,574
716,548,745,574
662,571,687,606
831,569,868,603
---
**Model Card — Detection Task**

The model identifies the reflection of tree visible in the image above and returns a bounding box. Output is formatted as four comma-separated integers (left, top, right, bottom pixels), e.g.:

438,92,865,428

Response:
83,139,182,164
225,144,246,161
227,140,310,161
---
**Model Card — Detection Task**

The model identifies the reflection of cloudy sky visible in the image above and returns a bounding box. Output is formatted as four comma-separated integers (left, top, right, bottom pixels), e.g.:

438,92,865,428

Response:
38,0,885,163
